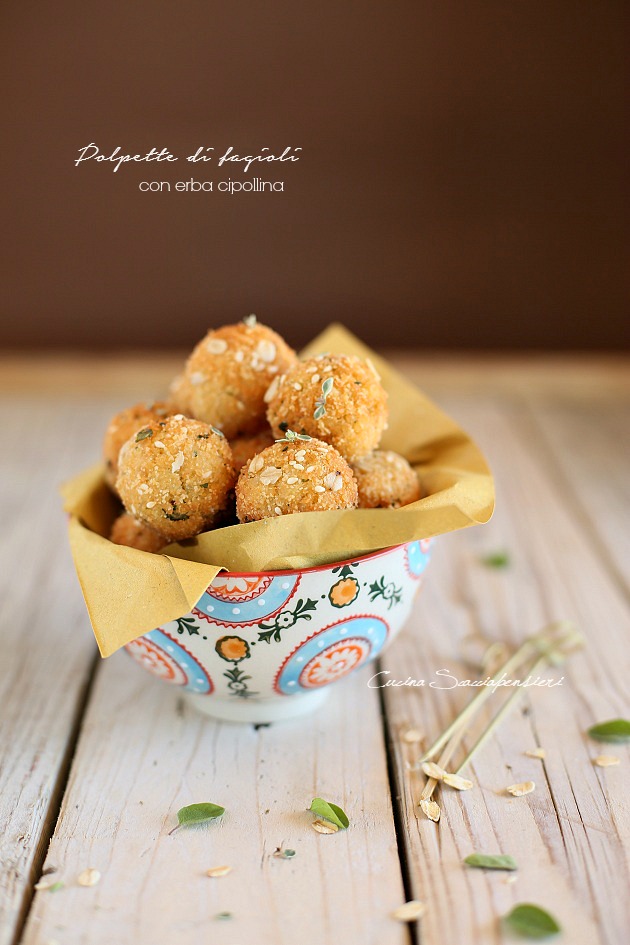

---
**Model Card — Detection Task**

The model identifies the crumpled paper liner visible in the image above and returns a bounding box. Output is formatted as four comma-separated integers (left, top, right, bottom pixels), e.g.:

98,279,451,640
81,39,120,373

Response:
62,325,494,657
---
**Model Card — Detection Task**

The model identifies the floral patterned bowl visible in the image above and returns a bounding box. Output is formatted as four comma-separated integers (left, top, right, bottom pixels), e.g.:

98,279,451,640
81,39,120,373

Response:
123,539,433,723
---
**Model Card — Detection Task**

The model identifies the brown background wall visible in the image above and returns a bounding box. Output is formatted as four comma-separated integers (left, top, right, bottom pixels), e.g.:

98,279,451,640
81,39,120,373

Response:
1,1,627,351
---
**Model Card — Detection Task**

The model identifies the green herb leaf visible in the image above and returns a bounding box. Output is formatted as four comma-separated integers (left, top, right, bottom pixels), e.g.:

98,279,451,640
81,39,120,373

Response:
464,853,517,871
170,803,225,834
243,313,257,326
309,797,349,830
321,376,334,397
504,903,561,939
210,426,225,437
164,511,190,521
587,718,630,742
48,881,65,892
313,405,326,420
215,911,233,920
480,551,510,568
135,428,153,442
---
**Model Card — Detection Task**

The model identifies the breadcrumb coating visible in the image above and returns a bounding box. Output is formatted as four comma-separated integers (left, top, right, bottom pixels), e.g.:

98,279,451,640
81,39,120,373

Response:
109,512,168,553
103,401,174,490
266,354,388,461
351,450,421,508
235,436,358,523
116,415,235,540
173,321,297,439
229,429,275,473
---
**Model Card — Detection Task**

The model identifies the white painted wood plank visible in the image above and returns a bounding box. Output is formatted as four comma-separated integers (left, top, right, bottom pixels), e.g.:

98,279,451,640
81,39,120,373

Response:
0,400,115,945
524,400,630,592
20,655,408,945
381,398,630,945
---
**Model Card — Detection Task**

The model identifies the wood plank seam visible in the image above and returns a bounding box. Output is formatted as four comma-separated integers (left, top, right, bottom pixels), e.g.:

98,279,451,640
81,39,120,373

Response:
376,674,418,945
10,655,100,945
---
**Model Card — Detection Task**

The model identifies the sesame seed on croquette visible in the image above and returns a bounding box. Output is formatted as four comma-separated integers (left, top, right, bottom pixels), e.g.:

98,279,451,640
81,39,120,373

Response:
172,319,297,439
116,415,236,541
109,512,168,553
351,450,421,508
235,434,358,523
103,401,174,491
266,354,388,461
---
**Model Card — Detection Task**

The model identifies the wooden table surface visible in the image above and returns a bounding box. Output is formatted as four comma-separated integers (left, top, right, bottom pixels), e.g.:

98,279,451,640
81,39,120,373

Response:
1,353,629,945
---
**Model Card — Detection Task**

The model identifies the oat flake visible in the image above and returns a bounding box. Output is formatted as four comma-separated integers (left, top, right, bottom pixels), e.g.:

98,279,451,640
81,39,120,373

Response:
77,868,101,887
256,340,276,363
190,371,205,385
442,772,474,791
207,338,228,354
524,748,546,760
506,781,536,796
402,728,423,744
249,454,265,474
391,901,426,922
594,755,620,767
422,761,446,781
264,376,281,403
419,798,441,822
260,466,282,486
312,819,338,834
206,866,232,878
171,451,185,473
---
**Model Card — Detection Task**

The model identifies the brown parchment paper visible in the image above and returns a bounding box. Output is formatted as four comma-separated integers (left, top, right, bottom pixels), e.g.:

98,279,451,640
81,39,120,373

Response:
62,325,494,657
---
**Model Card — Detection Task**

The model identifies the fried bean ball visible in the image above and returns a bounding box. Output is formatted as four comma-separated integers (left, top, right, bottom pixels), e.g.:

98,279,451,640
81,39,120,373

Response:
172,319,297,439
116,415,235,541
235,435,358,523
351,450,421,509
266,354,388,462
109,512,168,553
229,429,275,473
103,401,173,490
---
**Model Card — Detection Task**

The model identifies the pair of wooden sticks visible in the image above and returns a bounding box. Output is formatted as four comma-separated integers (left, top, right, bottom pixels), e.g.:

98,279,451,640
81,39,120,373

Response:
418,621,584,813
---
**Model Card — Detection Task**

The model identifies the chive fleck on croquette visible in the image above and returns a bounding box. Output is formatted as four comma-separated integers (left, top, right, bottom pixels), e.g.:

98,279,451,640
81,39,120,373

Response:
109,512,168,553
103,402,174,490
351,451,421,509
235,434,358,523
116,415,236,541
229,429,275,473
172,319,297,439
266,354,388,461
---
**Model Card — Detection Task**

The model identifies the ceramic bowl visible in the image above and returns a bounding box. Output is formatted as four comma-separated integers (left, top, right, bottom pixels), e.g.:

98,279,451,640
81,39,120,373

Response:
123,538,434,723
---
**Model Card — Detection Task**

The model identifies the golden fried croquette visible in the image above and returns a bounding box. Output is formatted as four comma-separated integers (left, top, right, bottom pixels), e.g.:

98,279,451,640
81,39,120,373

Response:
103,401,174,490
235,433,358,523
109,512,168,553
351,450,421,508
116,415,235,541
266,354,388,461
229,428,275,473
172,318,297,439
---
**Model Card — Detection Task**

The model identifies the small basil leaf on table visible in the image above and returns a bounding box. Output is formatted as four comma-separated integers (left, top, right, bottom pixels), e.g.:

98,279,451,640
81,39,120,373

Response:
504,903,561,939
587,718,630,743
170,803,225,834
464,853,517,871
309,798,349,830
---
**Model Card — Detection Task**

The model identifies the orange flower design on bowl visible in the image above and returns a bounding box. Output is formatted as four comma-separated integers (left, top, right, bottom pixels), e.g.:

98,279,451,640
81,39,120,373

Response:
215,635,251,663
302,641,366,687
329,577,360,608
